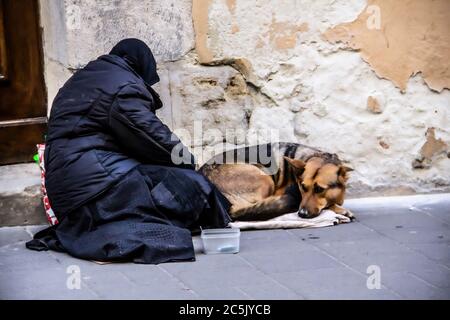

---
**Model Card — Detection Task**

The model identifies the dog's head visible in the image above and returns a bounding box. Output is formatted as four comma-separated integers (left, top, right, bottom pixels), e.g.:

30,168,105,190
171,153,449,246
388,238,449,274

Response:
284,154,353,218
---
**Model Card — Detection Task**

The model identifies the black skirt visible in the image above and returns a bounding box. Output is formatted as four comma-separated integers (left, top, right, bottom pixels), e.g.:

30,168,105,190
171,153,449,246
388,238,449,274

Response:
26,165,231,264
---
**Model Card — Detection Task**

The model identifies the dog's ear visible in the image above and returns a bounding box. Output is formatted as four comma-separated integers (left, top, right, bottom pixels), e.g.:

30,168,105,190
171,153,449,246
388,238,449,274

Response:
338,165,353,181
339,165,354,173
284,157,305,175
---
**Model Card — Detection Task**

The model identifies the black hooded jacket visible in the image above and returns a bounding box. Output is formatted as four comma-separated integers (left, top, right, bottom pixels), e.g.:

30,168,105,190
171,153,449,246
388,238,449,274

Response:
45,39,195,218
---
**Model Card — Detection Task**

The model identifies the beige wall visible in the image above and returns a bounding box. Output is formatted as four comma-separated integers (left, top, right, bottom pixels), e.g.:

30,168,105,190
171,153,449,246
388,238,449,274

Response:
39,0,450,197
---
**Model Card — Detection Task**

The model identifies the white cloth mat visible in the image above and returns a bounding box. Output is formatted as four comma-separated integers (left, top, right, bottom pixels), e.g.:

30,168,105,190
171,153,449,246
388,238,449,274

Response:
229,209,351,230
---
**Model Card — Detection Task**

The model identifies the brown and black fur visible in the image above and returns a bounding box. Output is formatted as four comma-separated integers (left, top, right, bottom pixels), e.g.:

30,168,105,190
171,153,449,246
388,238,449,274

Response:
199,142,354,221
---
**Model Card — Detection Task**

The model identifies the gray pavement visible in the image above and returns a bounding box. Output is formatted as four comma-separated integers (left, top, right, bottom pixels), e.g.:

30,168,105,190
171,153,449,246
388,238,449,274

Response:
0,194,449,300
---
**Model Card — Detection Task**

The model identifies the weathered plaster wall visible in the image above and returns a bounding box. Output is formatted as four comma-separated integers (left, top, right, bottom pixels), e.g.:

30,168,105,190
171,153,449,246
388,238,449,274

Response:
39,0,195,116
39,0,450,196
323,0,450,92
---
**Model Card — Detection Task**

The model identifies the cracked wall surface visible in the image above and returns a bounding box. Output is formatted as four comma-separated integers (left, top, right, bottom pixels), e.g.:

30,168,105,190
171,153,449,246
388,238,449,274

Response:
39,0,450,196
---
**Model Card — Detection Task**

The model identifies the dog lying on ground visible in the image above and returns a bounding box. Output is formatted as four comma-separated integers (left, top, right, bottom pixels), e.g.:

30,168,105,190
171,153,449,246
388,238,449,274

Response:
199,142,354,221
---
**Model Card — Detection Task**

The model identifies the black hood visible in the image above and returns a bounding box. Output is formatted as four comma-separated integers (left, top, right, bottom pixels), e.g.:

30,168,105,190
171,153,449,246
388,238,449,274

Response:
110,38,160,87
110,38,162,110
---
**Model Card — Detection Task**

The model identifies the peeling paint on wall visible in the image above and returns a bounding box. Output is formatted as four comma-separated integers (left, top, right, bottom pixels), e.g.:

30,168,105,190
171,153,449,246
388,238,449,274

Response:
267,18,308,51
323,0,450,92
367,96,382,114
192,0,214,64
225,0,236,14
193,0,309,61
412,128,448,169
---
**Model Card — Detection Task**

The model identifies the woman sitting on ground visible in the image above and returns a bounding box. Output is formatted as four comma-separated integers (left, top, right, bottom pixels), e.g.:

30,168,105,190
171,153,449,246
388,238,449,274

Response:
27,38,231,264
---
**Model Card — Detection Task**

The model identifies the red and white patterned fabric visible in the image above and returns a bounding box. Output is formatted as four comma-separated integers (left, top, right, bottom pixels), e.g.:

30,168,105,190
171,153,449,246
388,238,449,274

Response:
37,144,59,225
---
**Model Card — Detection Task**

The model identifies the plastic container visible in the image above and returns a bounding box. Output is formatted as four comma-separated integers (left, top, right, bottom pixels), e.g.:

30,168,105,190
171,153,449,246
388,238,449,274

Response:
201,228,240,254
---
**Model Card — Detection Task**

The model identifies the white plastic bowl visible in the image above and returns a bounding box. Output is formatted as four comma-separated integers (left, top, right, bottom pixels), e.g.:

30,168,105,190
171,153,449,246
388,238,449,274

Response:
201,228,240,254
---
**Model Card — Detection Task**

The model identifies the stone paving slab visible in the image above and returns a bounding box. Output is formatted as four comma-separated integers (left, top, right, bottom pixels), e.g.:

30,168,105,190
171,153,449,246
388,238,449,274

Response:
269,268,400,300
0,194,449,300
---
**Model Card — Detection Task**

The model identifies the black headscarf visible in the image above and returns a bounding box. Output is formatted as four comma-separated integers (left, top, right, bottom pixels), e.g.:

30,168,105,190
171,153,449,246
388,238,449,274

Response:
110,38,162,110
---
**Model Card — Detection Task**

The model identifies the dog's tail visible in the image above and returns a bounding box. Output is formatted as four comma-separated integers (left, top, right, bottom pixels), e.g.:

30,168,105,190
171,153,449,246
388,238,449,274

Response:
230,194,298,221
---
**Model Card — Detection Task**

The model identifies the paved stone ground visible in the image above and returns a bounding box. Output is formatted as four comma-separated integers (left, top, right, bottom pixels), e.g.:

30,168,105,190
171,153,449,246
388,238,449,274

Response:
0,194,449,300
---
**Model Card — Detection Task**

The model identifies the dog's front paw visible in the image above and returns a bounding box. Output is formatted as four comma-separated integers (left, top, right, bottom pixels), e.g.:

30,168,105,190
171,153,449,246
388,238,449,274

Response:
341,208,355,220
332,213,351,225
330,205,355,221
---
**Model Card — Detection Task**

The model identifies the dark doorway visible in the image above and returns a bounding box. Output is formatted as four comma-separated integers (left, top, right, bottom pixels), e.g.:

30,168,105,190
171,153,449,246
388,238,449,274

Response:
0,0,47,165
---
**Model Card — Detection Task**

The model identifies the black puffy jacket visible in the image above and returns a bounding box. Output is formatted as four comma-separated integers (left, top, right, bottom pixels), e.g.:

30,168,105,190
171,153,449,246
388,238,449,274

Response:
45,54,194,218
